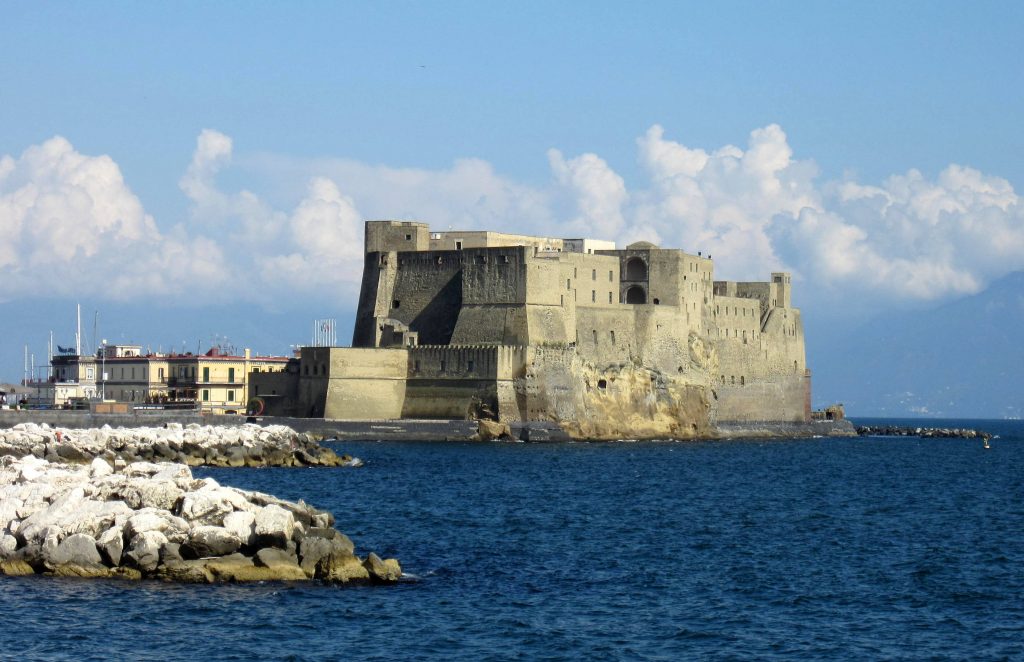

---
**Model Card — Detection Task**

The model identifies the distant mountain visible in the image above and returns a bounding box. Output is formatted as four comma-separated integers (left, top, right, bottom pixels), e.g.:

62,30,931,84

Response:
810,271,1024,419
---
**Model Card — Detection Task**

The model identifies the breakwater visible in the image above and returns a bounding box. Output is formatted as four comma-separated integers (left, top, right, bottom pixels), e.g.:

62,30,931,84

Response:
855,424,993,440
0,455,400,583
0,422,354,467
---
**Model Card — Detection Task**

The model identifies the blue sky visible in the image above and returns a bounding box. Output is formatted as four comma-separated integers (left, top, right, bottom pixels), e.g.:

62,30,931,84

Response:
1,1,1023,394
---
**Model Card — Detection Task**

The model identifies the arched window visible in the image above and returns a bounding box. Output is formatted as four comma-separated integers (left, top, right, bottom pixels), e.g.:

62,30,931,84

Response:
625,286,646,304
625,257,647,280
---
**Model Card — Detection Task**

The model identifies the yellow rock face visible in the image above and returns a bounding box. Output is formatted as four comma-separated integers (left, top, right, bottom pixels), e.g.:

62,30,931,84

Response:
0,559,35,576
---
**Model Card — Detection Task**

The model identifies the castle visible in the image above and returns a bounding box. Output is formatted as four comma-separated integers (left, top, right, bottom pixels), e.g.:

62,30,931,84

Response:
250,221,809,439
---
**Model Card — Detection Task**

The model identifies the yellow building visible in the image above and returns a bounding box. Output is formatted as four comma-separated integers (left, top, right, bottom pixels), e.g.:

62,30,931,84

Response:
99,346,289,414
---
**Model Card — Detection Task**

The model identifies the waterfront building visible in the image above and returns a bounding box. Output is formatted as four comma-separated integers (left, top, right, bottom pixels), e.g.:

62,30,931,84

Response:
31,344,289,413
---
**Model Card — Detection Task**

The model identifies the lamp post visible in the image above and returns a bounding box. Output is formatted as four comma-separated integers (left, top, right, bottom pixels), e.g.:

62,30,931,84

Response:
101,339,107,401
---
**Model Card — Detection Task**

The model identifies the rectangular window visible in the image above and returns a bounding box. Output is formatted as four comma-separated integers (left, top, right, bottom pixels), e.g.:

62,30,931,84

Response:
159,368,164,380
228,367,235,383
203,367,210,382
567,279,571,290
608,292,613,304
202,389,209,401
609,271,613,282
440,360,446,372
228,390,235,402
591,290,596,302
467,360,474,372
592,269,596,280
414,360,420,372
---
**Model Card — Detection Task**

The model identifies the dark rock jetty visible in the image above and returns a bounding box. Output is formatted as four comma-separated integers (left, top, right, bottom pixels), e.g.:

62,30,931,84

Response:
0,455,399,583
855,425,993,440
0,422,358,468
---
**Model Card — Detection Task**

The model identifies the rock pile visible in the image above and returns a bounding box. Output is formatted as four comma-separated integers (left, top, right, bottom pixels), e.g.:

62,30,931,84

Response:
0,422,357,468
855,425,993,440
0,455,400,583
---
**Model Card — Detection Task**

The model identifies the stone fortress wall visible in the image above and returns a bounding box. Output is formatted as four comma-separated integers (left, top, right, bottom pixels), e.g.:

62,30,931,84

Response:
255,220,811,439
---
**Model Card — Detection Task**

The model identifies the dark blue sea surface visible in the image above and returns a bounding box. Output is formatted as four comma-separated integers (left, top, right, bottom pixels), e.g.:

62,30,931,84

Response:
3,419,1024,661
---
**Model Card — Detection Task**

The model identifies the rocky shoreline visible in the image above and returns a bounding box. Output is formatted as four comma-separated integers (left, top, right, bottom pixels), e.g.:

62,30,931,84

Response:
0,454,400,583
0,422,357,468
855,425,993,440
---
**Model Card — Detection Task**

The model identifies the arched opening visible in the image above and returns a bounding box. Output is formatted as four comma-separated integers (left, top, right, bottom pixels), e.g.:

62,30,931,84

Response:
625,257,648,280
597,379,607,389
625,286,646,304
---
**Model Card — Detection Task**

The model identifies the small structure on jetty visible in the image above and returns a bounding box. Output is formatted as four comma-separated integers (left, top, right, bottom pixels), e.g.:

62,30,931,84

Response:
251,221,836,440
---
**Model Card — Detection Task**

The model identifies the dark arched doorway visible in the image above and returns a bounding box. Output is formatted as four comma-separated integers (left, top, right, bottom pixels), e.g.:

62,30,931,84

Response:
625,257,648,281
625,286,647,304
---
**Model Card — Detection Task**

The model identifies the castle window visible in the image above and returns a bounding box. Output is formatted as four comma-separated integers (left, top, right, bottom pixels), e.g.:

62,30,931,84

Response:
721,375,726,384
740,376,745,386
405,234,412,240
592,269,597,280
591,290,596,303
456,241,463,250
502,255,509,264
574,268,577,278
379,255,387,265
392,300,400,309
467,360,474,372
610,331,616,345
592,330,598,345
440,360,446,372
437,256,443,265
608,292,613,304
653,298,660,305
567,279,571,290
609,271,613,282
625,257,647,280
730,376,735,385
414,360,420,372
597,379,607,389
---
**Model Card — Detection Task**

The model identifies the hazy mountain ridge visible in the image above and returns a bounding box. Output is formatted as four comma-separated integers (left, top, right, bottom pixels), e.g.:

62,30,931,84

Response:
811,271,1024,418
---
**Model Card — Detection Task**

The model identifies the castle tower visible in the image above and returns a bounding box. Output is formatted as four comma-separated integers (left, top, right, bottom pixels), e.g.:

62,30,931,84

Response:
365,220,431,254
771,272,792,308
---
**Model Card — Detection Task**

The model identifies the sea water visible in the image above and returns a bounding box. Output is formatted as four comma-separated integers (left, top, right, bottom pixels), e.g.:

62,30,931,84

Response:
2,418,1022,660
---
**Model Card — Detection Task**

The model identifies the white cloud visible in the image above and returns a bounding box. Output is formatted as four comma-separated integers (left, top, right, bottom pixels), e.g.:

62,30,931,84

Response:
2,126,1022,315
0,136,228,301
258,177,365,290
547,149,628,239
